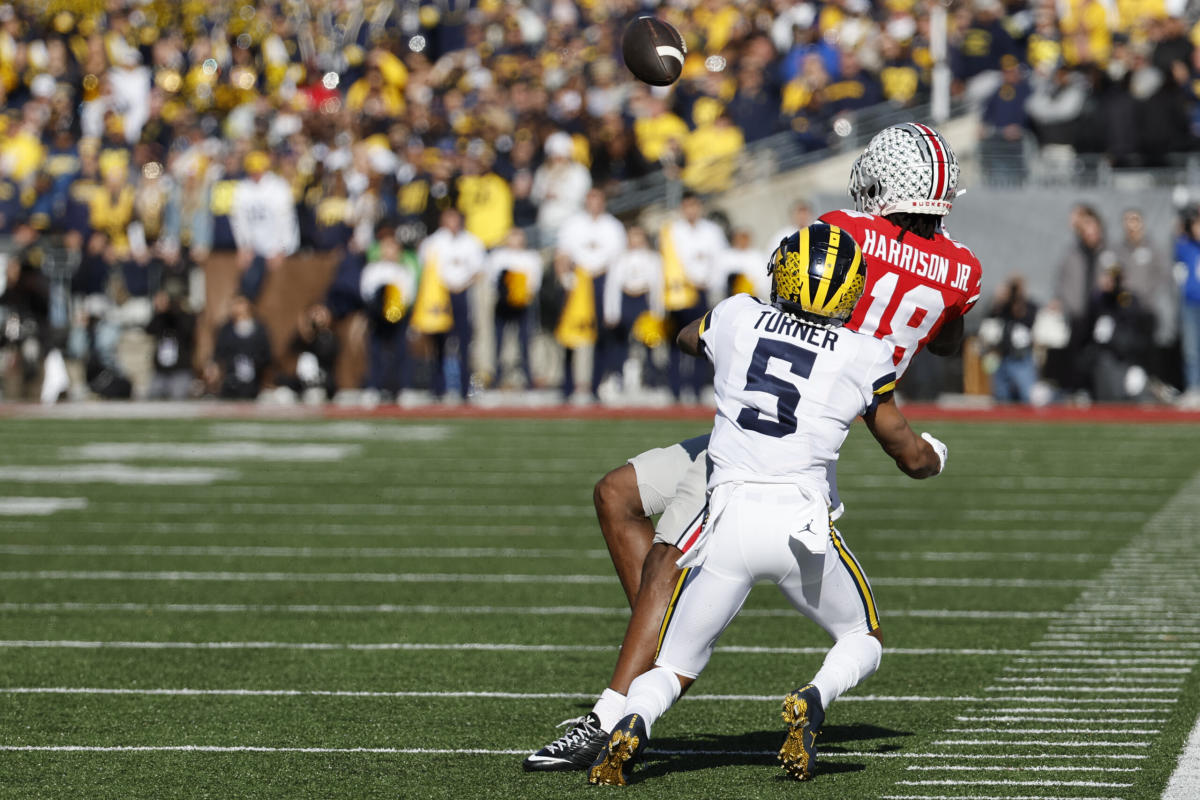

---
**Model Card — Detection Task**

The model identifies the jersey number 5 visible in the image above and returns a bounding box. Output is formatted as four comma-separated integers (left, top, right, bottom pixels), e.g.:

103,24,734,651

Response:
736,339,816,438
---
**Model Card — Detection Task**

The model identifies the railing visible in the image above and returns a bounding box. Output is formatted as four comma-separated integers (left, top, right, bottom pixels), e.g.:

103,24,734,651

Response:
607,99,969,216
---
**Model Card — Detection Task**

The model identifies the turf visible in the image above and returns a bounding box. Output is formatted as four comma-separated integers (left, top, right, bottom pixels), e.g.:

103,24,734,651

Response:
0,415,1198,799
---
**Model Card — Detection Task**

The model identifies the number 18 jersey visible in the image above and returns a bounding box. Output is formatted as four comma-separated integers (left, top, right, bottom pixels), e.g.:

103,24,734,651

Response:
698,294,898,501
821,209,983,376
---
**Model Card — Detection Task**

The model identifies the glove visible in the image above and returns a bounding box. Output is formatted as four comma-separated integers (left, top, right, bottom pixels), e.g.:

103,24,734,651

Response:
921,432,948,475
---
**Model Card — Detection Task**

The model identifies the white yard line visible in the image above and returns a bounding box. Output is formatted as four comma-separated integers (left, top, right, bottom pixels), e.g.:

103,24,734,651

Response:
0,570,1103,590
907,765,1138,772
0,498,88,516
0,640,1025,657
943,727,1160,735
931,739,1152,747
0,745,1148,762
1163,711,1200,800
955,716,1166,724
880,796,1123,800
896,779,1132,788
0,601,1077,622
0,570,1092,589
0,543,1104,565
0,686,978,703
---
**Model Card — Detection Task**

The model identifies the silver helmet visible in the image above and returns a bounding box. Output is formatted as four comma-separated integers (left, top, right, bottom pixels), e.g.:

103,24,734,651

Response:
849,123,959,217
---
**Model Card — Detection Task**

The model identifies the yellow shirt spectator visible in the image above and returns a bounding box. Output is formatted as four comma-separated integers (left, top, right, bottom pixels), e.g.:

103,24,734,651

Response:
1,128,46,182
457,172,513,249
682,117,744,194
345,78,405,115
1116,0,1166,33
90,184,136,254
1060,0,1112,65
635,111,689,163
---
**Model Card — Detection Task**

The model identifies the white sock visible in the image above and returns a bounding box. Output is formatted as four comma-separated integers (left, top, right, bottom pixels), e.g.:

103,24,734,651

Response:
620,667,681,737
591,688,627,731
809,633,882,710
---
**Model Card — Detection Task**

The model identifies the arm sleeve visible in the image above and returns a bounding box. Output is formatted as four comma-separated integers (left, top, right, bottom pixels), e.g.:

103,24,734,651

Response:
698,295,739,360
865,347,899,414
961,262,983,314
603,258,622,327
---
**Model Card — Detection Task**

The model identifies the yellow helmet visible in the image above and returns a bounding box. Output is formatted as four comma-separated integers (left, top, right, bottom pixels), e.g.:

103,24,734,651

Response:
768,222,866,326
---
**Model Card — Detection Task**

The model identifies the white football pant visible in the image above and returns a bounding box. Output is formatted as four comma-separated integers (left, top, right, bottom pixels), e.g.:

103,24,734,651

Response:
655,481,880,680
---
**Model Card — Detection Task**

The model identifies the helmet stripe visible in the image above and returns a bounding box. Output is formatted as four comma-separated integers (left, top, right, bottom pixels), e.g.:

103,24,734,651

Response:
913,122,948,201
824,242,862,318
811,225,841,309
897,123,938,202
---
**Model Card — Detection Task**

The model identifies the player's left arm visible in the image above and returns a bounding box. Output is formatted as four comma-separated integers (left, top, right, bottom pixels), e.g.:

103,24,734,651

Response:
926,315,963,356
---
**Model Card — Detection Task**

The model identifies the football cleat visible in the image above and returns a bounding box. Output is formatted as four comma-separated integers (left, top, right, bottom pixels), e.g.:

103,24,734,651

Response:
779,684,825,781
522,712,610,772
587,713,648,786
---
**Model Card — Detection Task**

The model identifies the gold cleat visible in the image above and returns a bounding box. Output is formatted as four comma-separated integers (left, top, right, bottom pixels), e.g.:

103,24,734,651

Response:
587,715,646,786
779,685,824,781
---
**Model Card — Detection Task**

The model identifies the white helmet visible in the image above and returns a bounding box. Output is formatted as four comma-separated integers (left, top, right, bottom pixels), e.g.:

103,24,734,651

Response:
849,123,959,217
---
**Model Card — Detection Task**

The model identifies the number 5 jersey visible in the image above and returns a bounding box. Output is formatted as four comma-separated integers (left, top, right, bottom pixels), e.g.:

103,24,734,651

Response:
698,294,897,502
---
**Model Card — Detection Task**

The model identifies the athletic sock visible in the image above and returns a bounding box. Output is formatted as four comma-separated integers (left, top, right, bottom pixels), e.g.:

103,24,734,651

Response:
809,633,883,710
591,688,627,732
620,667,682,736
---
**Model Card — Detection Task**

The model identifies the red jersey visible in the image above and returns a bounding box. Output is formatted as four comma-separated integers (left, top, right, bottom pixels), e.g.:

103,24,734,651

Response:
820,208,983,376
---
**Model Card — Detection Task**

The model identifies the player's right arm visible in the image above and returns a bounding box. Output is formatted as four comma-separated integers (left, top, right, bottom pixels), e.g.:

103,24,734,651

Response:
676,307,715,357
863,392,944,479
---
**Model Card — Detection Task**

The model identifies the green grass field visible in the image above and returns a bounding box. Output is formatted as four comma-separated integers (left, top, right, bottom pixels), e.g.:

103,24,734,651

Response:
1,414,1198,799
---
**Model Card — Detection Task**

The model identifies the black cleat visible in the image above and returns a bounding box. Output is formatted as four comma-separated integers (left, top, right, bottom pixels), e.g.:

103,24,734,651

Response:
779,684,825,781
523,712,610,772
588,713,648,786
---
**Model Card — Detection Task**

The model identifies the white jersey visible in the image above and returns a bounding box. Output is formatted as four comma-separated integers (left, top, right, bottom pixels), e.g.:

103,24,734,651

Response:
699,293,897,502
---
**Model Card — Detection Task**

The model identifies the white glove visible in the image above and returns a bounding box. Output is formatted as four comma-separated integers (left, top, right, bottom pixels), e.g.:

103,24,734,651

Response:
921,432,948,475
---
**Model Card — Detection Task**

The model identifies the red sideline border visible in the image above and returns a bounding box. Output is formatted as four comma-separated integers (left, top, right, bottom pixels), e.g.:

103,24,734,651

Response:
322,403,1200,424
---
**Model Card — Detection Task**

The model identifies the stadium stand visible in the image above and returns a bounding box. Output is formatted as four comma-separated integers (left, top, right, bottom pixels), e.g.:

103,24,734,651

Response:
0,0,1198,406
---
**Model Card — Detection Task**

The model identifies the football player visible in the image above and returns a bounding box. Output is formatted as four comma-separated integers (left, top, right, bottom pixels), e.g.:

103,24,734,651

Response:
523,123,982,772
587,223,946,785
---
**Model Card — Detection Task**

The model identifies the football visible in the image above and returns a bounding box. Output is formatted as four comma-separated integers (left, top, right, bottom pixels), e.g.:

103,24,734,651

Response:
621,16,686,87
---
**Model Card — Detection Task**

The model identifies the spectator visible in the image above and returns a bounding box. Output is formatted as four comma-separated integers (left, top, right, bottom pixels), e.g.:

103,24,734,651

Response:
279,303,340,402
719,229,771,300
230,151,298,303
604,224,664,392
360,227,418,400
145,288,196,400
1174,210,1200,406
457,148,513,250
1106,209,1173,357
681,110,745,195
1049,204,1106,394
488,228,543,390
727,67,781,143
1026,64,1089,149
532,132,591,247
979,55,1032,182
1083,263,1156,401
207,295,272,400
412,207,485,401
660,192,727,402
825,49,885,116
770,199,815,252
979,277,1039,404
555,188,626,400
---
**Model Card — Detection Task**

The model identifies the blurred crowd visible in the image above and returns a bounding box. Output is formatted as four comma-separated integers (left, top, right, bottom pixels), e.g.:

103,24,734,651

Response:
1,0,1200,405
977,202,1200,406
